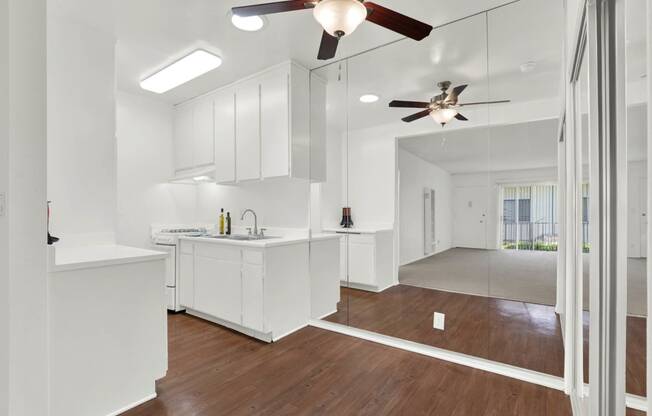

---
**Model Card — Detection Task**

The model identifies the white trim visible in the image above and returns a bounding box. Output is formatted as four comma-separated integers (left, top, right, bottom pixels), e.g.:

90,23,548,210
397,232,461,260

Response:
309,319,565,391
272,323,309,342
625,394,647,412
186,309,273,343
106,393,157,416
340,281,396,293
315,309,338,321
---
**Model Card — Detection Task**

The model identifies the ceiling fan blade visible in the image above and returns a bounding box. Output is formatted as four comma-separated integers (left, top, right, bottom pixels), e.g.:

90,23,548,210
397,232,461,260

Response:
364,2,433,41
232,0,314,17
446,84,468,103
317,31,339,60
402,109,431,123
389,100,430,108
455,113,468,121
458,99,511,107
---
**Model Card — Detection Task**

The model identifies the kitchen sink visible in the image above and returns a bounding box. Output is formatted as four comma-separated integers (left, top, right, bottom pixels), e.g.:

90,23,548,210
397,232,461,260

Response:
201,234,279,241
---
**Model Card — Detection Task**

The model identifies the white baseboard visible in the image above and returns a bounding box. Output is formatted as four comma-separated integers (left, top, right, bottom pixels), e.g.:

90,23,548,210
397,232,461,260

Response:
107,392,157,416
309,319,565,391
625,393,647,412
315,309,338,320
186,309,273,343
273,323,309,342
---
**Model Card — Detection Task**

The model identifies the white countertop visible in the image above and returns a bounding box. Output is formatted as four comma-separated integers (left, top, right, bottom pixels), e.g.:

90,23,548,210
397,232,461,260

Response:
322,227,393,234
49,244,168,272
180,233,341,248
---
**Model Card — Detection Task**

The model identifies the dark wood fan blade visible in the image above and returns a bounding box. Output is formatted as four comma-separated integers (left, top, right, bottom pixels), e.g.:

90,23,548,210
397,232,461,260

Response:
317,31,339,60
446,84,467,103
455,113,468,121
364,2,433,41
389,100,430,108
232,0,314,17
402,109,431,123
458,100,511,107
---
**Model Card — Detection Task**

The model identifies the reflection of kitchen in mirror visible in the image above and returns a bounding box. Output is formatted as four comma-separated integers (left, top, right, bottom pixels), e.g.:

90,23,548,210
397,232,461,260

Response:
313,0,569,376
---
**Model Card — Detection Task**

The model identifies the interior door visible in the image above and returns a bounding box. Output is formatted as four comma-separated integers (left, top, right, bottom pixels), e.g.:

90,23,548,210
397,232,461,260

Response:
453,186,488,249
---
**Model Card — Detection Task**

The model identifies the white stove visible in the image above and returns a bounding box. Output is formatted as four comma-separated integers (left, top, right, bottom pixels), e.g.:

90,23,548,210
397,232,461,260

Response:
151,225,210,311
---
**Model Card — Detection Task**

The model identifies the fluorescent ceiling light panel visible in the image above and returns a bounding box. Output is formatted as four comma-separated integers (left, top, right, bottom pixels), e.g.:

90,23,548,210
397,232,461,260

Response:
140,50,223,94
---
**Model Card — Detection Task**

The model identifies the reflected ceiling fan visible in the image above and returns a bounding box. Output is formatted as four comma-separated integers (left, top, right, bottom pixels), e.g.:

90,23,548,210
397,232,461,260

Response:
389,81,511,126
231,0,433,60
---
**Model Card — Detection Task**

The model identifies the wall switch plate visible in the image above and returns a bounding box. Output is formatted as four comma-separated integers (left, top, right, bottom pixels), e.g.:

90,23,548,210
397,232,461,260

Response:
0,193,5,217
433,312,445,330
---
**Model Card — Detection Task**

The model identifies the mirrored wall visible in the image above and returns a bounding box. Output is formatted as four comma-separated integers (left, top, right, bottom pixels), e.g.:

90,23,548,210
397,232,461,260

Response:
625,0,648,399
311,0,571,378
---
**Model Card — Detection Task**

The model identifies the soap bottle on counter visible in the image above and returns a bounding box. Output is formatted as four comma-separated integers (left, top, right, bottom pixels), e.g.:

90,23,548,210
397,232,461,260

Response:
219,208,225,235
226,212,232,235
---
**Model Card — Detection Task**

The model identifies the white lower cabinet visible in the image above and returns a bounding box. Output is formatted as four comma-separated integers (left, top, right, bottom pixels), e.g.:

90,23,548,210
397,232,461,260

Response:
179,252,194,308
195,256,242,324
178,239,310,342
329,230,395,292
242,264,264,332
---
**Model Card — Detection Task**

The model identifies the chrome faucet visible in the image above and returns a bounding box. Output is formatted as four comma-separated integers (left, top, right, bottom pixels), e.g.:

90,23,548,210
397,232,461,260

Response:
241,209,258,236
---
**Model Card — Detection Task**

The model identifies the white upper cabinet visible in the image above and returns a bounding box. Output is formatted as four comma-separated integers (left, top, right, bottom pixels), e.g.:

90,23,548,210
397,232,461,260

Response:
260,66,290,179
173,98,215,173
172,61,326,183
173,104,193,172
214,88,236,184
235,79,261,182
193,97,215,167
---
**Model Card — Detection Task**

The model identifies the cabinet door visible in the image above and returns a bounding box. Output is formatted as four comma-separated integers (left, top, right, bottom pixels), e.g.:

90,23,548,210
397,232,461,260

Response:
235,80,261,181
173,105,194,171
242,264,264,332
260,68,289,178
194,256,242,324
348,240,375,286
179,253,194,308
193,97,214,167
339,236,347,281
214,89,236,183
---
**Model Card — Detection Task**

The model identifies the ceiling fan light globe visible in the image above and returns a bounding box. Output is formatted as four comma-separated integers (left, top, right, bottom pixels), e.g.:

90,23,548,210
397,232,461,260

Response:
313,0,367,38
431,108,457,125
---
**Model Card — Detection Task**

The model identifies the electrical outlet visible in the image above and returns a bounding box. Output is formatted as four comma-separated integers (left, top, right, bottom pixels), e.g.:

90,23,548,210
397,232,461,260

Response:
433,312,445,330
0,193,5,217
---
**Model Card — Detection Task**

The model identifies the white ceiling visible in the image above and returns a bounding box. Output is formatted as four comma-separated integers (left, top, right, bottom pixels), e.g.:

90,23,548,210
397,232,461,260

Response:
112,0,517,104
398,118,560,174
316,0,565,131
399,102,648,175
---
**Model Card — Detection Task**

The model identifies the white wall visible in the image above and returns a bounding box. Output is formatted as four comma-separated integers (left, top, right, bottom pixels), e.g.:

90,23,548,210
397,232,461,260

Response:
47,13,117,242
451,167,558,249
6,0,49,414
194,180,311,230
0,0,9,411
115,91,196,248
398,148,453,265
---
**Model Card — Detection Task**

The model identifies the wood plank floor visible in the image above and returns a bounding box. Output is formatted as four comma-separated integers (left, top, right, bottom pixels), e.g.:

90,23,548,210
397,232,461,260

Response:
582,312,647,397
326,285,646,398
326,285,566,376
123,313,572,416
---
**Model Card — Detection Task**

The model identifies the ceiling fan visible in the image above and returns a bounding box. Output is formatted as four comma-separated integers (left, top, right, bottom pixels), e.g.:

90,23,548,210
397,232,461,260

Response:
389,81,511,126
231,0,433,60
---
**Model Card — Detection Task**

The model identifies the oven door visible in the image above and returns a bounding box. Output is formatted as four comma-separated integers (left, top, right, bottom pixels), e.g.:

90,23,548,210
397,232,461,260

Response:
154,244,178,310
